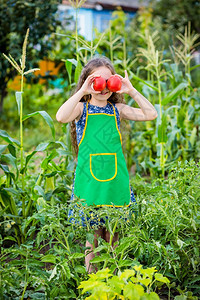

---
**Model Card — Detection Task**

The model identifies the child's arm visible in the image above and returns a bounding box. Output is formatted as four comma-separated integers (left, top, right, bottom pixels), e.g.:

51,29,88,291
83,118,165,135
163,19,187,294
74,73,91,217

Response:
56,74,98,123
117,71,158,121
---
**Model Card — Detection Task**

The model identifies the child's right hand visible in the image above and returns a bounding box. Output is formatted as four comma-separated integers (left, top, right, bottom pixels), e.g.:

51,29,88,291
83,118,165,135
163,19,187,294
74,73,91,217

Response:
80,74,100,96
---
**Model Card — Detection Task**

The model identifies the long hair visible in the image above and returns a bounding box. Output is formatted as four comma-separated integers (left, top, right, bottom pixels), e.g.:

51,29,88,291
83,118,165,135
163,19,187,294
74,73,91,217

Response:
70,56,126,158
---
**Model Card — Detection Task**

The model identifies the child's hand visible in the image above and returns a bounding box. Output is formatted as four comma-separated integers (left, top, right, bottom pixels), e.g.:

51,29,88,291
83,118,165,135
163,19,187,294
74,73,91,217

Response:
80,74,100,96
116,70,134,95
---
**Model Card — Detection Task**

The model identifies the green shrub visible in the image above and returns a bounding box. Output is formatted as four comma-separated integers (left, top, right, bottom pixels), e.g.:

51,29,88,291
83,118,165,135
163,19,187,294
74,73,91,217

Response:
78,266,170,299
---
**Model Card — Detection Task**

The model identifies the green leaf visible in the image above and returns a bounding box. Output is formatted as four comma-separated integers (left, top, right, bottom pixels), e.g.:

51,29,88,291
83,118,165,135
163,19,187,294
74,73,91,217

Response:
3,188,18,215
157,113,168,143
92,268,112,280
174,296,187,300
22,111,55,139
124,282,144,299
90,254,110,263
20,142,50,174
78,280,100,293
108,276,124,294
141,292,160,300
157,105,178,143
140,266,157,279
65,59,72,85
161,82,188,105
49,266,57,281
35,142,50,152
130,72,158,92
27,293,44,299
139,278,151,287
0,164,9,173
0,145,7,155
15,91,22,115
1,154,17,170
189,127,197,147
69,253,85,259
86,232,95,244
34,185,46,200
155,273,170,284
74,59,82,83
119,269,136,281
93,244,108,253
0,130,20,147
75,265,87,274
61,260,71,279
64,58,78,67
8,144,16,157
190,64,200,71
41,254,57,264
118,259,134,268
4,236,17,242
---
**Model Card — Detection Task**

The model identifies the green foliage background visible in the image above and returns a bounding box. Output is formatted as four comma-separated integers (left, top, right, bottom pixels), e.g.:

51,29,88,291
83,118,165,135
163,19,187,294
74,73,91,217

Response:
0,1,200,299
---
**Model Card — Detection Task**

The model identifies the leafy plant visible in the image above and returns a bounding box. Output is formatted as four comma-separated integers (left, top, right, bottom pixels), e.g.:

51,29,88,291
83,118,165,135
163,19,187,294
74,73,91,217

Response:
78,266,170,299
0,29,62,245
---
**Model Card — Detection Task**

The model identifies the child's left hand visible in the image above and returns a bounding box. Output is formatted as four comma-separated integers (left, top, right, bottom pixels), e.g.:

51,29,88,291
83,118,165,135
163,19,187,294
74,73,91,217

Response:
116,70,134,95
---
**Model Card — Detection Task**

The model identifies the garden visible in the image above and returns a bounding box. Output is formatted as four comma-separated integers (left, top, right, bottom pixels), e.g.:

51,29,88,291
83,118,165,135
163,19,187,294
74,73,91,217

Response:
0,0,200,299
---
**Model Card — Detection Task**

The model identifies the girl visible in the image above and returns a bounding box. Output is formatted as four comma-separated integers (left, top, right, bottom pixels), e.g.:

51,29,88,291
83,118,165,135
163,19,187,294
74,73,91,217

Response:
56,56,157,273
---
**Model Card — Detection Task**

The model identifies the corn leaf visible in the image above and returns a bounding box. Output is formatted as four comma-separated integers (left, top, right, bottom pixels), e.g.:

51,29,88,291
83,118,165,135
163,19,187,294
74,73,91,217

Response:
0,130,20,147
162,82,188,105
15,91,22,115
22,111,55,139
130,71,158,92
74,59,82,83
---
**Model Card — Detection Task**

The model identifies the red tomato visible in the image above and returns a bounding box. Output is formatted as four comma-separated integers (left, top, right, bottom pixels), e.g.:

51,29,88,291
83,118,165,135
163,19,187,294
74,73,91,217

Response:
106,75,122,92
93,77,107,91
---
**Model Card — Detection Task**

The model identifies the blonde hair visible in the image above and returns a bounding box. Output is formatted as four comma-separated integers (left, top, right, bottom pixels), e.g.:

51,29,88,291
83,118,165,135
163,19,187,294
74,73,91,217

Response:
70,56,126,158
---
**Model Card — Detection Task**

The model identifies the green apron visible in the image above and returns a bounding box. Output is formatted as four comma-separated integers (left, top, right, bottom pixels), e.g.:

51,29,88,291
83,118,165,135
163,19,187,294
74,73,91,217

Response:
74,100,131,207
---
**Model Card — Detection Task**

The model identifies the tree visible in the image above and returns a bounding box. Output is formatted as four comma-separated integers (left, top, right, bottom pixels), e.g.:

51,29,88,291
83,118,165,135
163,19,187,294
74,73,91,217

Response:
0,0,61,114
150,0,200,35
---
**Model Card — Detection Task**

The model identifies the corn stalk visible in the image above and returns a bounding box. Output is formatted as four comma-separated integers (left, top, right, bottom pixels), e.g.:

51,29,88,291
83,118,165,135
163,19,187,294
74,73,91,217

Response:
170,22,200,159
3,28,39,221
137,30,170,176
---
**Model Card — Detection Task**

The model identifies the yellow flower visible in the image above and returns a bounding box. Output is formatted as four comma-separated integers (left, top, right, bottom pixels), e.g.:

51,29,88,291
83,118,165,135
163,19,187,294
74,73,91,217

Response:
161,199,163,203
7,223,11,229
11,221,15,225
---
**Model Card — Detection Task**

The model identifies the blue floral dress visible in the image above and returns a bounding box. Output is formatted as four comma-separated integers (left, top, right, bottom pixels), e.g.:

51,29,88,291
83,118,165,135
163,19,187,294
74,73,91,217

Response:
68,100,136,226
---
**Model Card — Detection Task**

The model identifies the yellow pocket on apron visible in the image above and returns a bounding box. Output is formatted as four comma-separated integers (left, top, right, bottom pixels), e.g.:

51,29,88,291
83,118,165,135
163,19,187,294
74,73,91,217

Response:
90,153,117,182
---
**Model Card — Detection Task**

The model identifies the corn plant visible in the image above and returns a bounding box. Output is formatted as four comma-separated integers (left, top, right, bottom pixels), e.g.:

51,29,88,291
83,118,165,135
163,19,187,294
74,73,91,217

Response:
136,30,171,176
169,22,200,159
3,29,39,189
0,29,59,244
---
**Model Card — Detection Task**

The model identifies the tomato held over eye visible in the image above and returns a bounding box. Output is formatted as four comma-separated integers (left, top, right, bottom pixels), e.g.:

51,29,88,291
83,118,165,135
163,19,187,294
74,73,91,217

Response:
107,75,122,92
93,77,107,91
